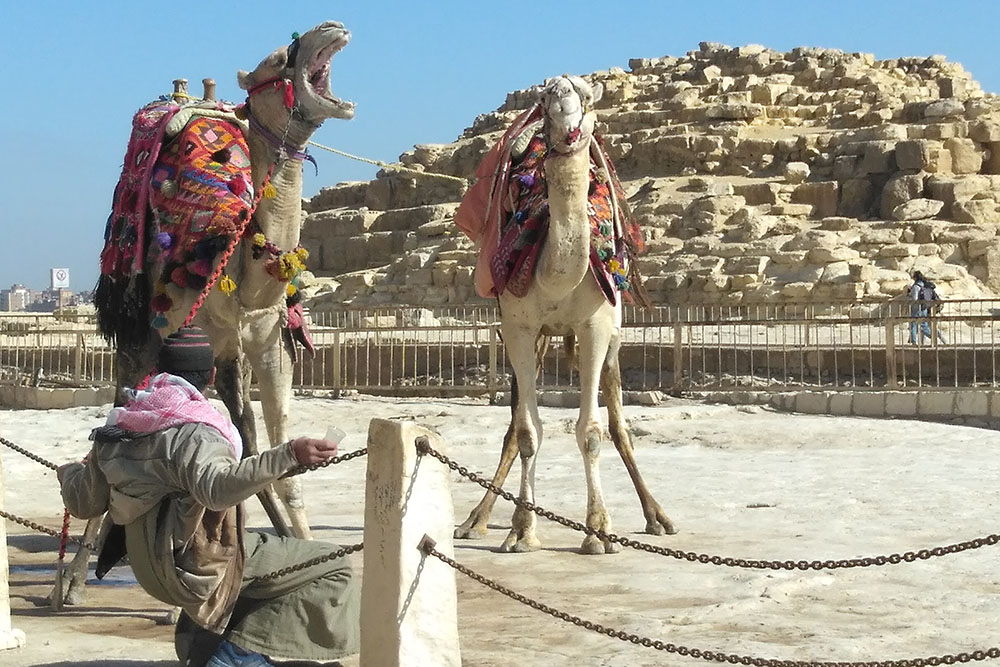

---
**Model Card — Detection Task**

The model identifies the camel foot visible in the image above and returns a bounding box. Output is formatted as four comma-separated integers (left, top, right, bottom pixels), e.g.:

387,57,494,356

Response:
581,534,621,555
48,582,86,607
498,530,541,553
453,513,490,540
645,511,678,536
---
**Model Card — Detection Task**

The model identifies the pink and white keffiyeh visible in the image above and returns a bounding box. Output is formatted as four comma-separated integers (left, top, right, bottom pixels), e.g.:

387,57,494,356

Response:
108,373,243,459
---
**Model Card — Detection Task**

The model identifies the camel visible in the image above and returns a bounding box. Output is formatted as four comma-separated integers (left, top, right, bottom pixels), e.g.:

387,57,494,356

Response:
57,21,355,604
453,75,676,554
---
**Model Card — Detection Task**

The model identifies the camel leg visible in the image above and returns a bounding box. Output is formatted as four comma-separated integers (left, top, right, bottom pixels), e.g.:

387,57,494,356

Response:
47,513,112,606
51,339,158,605
455,377,521,539
215,356,292,538
247,328,311,539
600,336,677,536
574,324,619,555
498,328,542,553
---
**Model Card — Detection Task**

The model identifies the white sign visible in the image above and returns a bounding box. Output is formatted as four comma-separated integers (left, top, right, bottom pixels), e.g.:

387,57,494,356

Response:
51,268,70,289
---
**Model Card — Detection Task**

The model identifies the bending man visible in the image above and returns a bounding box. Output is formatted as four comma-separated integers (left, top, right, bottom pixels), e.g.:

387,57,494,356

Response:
58,326,360,667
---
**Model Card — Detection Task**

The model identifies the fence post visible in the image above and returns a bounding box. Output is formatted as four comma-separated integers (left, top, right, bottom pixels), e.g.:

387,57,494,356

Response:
360,419,461,667
0,453,27,651
73,332,84,383
331,330,342,397
672,323,683,390
885,317,897,387
488,325,498,403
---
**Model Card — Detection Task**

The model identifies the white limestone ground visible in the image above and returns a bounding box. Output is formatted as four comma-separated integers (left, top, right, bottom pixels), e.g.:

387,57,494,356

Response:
2,393,1000,666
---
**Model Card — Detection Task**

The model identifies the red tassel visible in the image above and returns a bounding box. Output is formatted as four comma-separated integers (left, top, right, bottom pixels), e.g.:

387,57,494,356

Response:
228,176,247,196
283,80,295,109
170,266,189,288
190,258,213,277
151,293,173,313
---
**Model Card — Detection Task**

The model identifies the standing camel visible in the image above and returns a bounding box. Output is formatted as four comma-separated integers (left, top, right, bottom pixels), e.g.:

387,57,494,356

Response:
453,75,675,554
59,21,354,604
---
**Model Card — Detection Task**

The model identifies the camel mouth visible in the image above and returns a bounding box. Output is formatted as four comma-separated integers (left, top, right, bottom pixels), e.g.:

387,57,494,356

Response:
297,28,354,120
308,39,345,102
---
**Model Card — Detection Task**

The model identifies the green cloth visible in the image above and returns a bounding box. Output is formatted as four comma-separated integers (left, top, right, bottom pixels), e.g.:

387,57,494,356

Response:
176,530,360,666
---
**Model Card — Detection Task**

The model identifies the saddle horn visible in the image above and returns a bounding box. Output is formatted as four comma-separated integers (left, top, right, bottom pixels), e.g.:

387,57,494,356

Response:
172,78,189,99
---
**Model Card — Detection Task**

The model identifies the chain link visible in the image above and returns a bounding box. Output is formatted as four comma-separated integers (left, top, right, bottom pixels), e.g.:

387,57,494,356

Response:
0,509,97,551
422,542,1000,667
284,447,368,478
0,435,59,471
415,440,1000,571
252,542,363,581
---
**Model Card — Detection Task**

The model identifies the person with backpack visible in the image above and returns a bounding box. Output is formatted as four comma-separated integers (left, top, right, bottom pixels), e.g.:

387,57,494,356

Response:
909,271,946,345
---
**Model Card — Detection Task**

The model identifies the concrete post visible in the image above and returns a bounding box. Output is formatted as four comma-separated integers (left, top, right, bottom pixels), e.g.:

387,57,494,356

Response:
360,419,460,667
0,452,26,651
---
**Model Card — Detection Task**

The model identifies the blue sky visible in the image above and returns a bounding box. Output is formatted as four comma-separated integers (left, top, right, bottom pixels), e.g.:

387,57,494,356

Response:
3,1,1000,291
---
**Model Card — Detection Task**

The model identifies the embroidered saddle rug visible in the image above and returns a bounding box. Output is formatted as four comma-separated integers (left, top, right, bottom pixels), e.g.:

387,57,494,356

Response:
454,105,646,307
96,99,254,346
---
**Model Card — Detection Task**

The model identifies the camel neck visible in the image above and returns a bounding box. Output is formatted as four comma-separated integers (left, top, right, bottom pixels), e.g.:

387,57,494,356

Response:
535,146,592,299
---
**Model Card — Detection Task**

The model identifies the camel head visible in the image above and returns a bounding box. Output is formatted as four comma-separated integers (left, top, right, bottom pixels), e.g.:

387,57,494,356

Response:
238,21,355,134
539,75,603,154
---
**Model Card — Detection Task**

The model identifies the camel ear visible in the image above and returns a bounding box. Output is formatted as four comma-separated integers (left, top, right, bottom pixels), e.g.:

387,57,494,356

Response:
590,82,604,106
237,70,253,91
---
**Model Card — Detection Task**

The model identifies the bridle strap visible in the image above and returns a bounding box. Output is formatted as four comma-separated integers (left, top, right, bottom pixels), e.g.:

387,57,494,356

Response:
244,106,318,172
247,76,295,110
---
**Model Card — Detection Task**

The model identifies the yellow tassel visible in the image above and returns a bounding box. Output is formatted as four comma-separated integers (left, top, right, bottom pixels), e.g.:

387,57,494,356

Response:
219,275,237,295
286,283,297,297
262,182,277,199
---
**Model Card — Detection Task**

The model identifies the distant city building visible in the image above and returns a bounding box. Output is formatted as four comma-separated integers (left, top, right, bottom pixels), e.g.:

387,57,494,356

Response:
1,284,30,311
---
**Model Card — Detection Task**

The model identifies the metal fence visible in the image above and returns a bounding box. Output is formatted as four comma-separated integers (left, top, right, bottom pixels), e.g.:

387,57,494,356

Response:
3,298,1000,396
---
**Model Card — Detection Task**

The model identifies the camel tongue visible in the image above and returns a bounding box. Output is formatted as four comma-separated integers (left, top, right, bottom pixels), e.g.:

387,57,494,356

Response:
566,128,581,144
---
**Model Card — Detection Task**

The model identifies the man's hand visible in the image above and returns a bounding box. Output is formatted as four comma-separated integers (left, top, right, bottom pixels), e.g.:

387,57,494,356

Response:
290,437,339,466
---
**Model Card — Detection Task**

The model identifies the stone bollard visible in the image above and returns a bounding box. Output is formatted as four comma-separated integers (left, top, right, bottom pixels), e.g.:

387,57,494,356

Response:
360,418,460,667
0,452,26,650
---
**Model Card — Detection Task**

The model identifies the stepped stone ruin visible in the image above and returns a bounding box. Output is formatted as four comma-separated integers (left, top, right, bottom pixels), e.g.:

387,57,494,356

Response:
299,42,1000,311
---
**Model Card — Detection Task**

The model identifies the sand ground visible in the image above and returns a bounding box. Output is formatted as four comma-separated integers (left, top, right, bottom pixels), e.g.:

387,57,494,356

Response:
2,393,1000,666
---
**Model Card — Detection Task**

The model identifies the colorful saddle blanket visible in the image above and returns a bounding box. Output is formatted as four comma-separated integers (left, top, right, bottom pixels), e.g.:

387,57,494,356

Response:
454,104,645,306
489,133,642,303
96,99,254,344
99,101,180,279
148,115,253,302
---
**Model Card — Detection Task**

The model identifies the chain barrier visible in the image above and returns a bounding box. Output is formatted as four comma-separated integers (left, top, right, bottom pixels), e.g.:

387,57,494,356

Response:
284,447,368,478
0,435,59,471
415,439,1000,571
253,542,363,582
419,538,1000,667
306,140,469,185
0,509,97,551
0,432,364,570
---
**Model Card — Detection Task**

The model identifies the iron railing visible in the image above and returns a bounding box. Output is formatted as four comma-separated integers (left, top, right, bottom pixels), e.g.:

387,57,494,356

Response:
3,298,1000,396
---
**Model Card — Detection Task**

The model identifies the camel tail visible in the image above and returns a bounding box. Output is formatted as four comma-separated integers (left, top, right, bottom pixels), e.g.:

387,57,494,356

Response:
94,273,153,350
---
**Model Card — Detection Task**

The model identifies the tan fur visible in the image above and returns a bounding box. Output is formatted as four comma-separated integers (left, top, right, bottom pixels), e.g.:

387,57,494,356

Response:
455,76,676,554
56,22,354,606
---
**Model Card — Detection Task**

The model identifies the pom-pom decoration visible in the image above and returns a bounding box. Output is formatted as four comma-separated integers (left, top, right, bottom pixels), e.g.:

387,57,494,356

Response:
219,274,237,295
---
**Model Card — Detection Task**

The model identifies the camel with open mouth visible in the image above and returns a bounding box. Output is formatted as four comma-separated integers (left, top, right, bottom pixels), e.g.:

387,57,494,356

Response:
61,20,355,604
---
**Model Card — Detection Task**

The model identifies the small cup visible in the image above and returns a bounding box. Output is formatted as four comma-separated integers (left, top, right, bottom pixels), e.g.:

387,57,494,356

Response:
325,426,346,444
